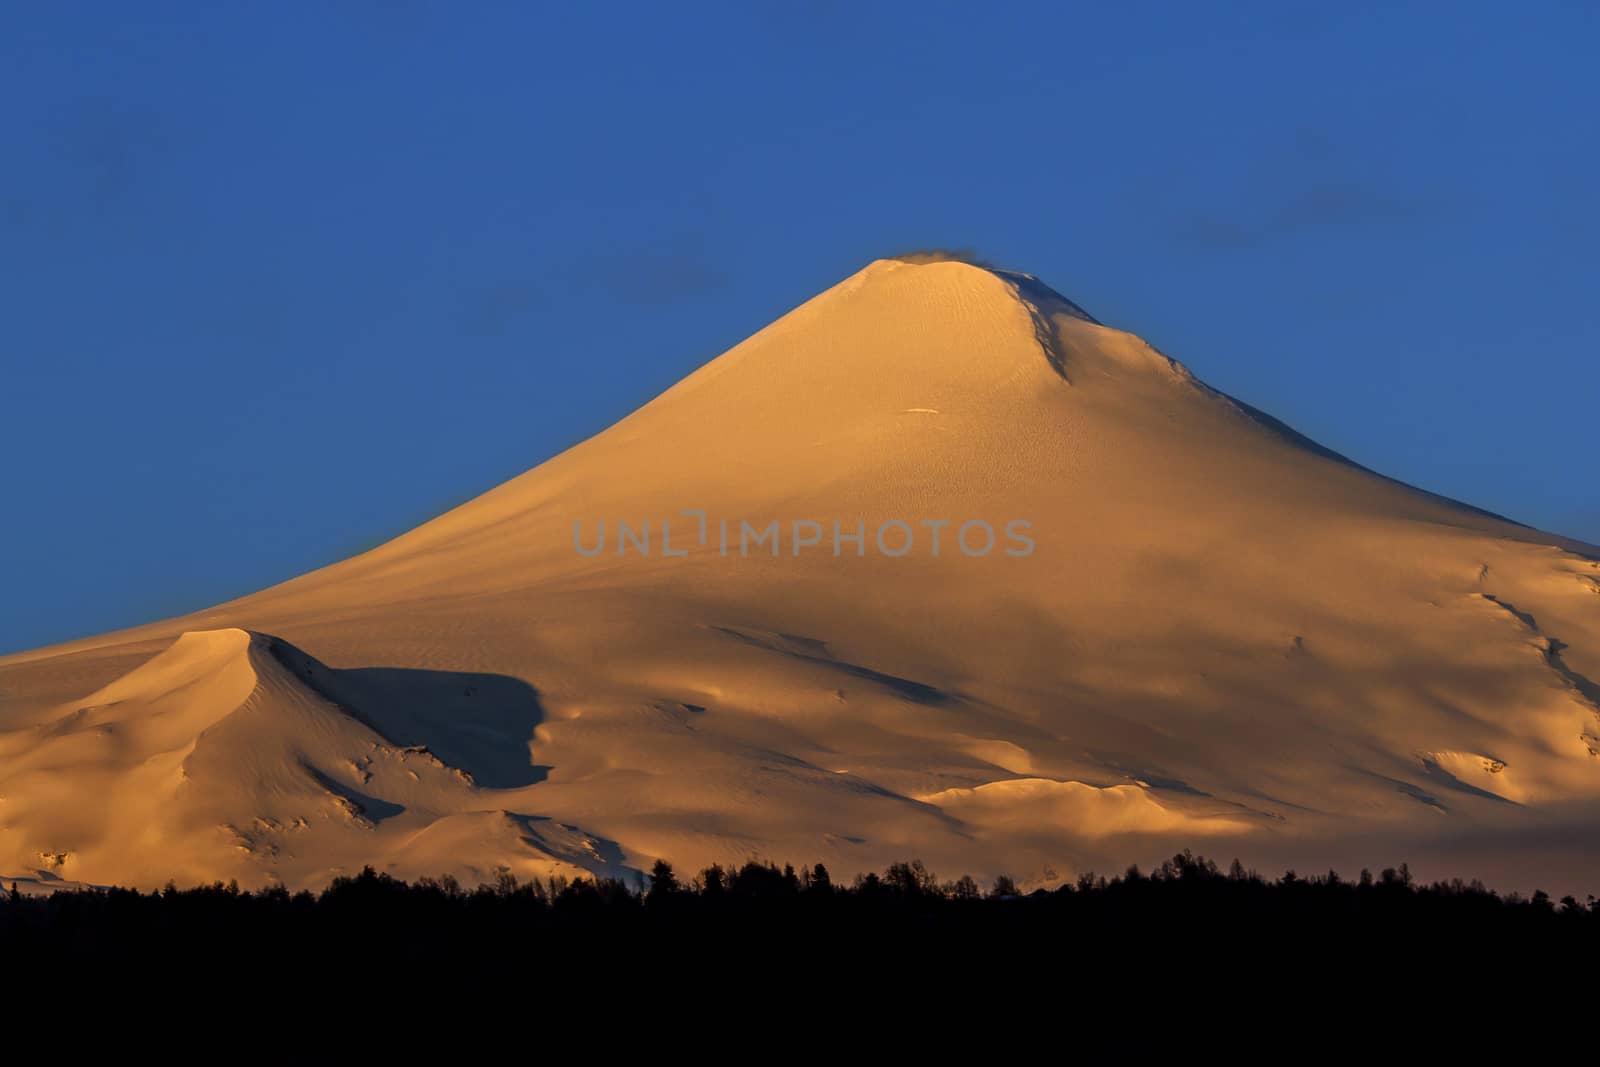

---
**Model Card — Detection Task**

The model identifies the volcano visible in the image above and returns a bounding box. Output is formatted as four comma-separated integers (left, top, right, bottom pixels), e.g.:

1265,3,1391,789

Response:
3,257,1597,893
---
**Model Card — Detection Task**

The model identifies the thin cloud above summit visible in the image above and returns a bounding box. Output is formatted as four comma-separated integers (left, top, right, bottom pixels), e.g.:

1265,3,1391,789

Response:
888,248,997,268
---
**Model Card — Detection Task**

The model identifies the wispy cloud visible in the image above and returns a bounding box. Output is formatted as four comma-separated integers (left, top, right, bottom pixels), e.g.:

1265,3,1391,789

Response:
460,282,542,336
889,247,994,268
1178,183,1415,250
48,96,172,207
596,246,728,305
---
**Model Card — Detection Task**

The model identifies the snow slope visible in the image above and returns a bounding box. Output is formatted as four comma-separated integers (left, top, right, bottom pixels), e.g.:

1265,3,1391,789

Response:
3,258,1597,893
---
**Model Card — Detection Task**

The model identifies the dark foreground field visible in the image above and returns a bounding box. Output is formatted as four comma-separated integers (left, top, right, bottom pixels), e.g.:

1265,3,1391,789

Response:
7,852,1595,979
8,853,1590,1049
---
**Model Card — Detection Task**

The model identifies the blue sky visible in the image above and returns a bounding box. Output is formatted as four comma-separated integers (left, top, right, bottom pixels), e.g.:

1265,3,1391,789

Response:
3,2,1596,654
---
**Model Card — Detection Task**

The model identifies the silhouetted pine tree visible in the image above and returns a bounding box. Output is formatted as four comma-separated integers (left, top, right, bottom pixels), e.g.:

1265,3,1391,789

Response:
646,859,679,906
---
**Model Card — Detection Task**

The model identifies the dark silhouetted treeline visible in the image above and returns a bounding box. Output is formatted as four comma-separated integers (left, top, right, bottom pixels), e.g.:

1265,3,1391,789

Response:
5,851,1596,1006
